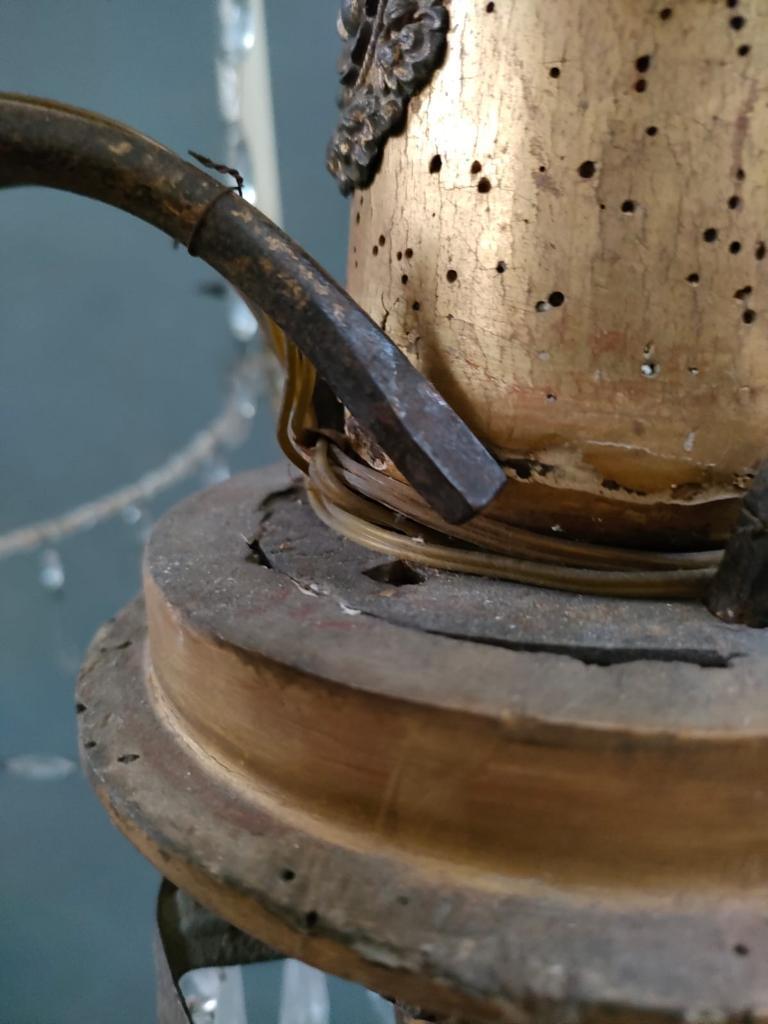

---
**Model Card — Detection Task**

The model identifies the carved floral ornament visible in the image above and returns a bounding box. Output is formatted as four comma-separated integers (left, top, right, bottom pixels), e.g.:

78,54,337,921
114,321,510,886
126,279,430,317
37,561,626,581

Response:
326,0,449,195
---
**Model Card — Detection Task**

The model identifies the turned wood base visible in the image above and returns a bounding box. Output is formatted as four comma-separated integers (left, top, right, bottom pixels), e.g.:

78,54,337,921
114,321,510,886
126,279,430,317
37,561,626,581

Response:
78,465,768,1024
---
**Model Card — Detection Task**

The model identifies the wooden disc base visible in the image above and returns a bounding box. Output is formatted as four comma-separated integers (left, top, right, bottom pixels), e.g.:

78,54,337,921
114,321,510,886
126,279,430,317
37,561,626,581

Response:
78,465,768,1024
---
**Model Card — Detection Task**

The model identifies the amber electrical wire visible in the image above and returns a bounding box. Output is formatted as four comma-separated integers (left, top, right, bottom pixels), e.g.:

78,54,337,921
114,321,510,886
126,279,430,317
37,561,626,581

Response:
306,471,714,599
267,327,722,599
307,441,716,599
330,447,721,573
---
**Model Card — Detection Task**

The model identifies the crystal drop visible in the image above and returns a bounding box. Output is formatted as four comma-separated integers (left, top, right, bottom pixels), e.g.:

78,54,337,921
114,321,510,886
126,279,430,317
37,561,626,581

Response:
121,504,142,526
185,995,216,1024
232,377,258,421
237,395,256,420
120,503,152,543
39,548,65,592
181,966,246,1024
5,753,76,781
200,458,231,488
218,0,256,57
228,294,259,342
181,968,219,1024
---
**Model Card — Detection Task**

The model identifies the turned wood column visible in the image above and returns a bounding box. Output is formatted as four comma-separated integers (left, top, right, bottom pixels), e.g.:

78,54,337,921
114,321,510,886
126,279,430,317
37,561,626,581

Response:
346,0,768,548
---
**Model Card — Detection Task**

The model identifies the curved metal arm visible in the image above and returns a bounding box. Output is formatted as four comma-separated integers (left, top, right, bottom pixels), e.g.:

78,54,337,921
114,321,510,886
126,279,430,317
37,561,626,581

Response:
0,94,504,524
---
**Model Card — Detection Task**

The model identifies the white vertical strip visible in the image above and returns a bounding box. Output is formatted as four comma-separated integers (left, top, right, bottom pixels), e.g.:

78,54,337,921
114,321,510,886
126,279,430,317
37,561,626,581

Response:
239,0,283,226
216,0,283,364
278,959,331,1024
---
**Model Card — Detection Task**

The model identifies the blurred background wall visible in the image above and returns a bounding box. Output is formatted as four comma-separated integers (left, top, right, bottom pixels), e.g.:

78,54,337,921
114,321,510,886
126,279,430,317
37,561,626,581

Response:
0,2,354,1020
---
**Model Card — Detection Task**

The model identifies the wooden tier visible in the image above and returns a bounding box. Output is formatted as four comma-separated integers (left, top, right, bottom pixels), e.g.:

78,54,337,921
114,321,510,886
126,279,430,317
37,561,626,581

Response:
78,466,768,1023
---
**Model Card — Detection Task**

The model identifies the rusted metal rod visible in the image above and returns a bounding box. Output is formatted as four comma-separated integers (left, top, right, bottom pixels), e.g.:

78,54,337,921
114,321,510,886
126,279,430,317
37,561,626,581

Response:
0,94,504,524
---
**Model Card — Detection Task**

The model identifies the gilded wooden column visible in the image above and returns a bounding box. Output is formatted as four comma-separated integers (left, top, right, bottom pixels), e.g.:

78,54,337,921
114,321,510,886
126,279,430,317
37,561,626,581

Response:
340,0,768,548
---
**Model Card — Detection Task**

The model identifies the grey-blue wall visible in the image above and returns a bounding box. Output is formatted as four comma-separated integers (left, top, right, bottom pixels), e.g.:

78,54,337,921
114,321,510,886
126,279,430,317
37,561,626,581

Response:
0,3,353,1020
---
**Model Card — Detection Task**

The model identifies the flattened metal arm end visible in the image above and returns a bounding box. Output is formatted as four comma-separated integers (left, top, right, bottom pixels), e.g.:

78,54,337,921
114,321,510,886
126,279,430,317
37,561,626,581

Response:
0,93,505,523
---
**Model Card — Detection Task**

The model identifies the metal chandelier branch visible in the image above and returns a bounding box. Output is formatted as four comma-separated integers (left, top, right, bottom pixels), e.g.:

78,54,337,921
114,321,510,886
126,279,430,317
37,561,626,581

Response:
0,93,504,527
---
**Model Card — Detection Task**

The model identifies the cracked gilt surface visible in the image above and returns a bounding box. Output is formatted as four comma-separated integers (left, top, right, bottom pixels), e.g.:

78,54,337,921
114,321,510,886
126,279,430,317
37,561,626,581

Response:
345,0,768,544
